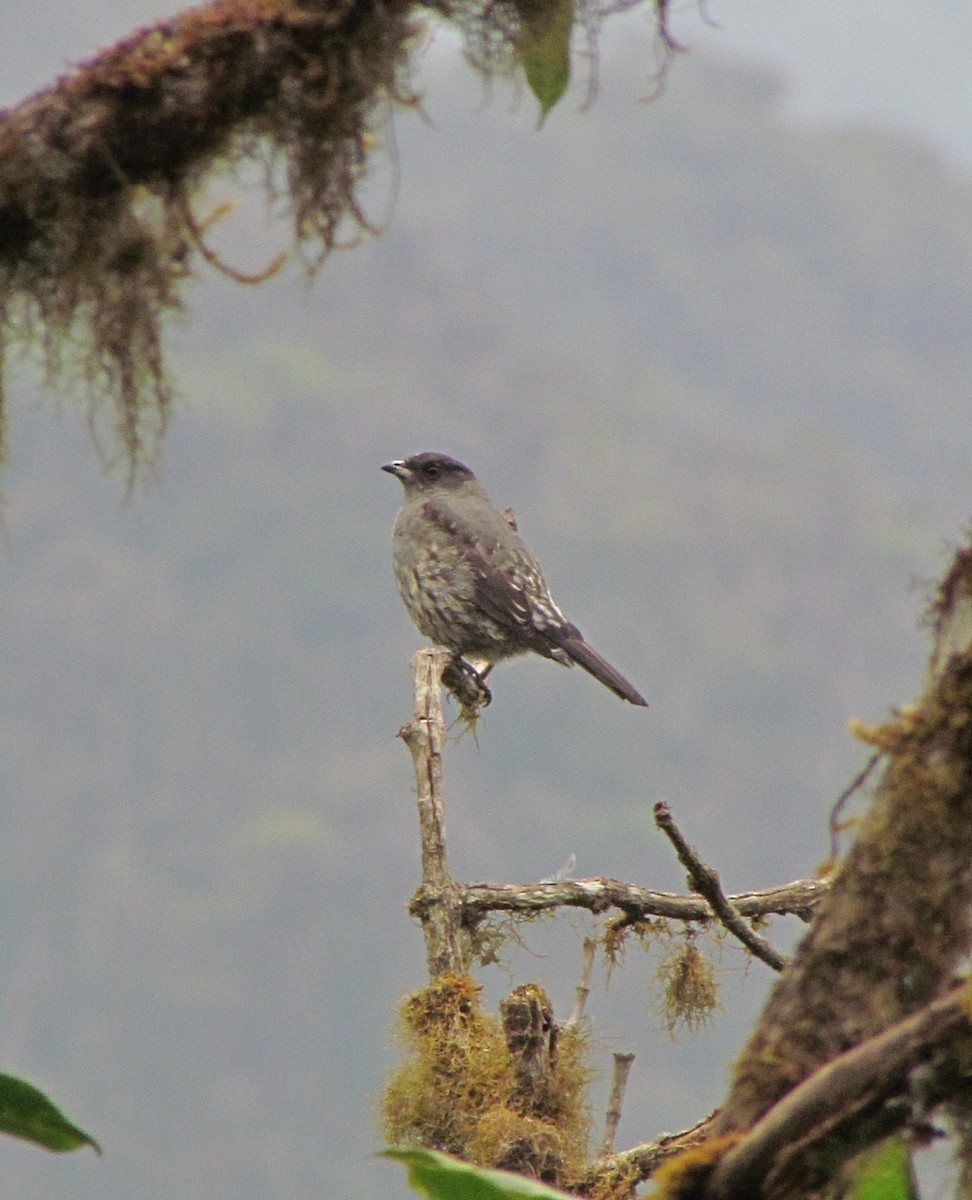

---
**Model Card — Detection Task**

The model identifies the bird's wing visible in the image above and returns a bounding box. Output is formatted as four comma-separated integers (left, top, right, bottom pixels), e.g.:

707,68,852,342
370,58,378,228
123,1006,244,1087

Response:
473,550,543,628
471,542,581,661
422,498,577,659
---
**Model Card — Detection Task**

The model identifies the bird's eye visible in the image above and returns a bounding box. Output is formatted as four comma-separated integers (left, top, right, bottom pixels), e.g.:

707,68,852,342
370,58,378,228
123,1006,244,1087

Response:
422,462,441,479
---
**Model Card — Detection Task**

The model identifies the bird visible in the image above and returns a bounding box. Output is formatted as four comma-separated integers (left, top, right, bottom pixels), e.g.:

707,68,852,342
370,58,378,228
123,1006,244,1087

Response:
382,452,648,706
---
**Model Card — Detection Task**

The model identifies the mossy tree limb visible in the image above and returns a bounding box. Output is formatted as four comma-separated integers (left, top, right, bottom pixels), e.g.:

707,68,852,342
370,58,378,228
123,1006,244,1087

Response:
688,539,972,1198
0,0,420,475
391,650,818,1197
577,1115,714,1197
708,982,972,1200
0,0,679,477
381,975,591,1188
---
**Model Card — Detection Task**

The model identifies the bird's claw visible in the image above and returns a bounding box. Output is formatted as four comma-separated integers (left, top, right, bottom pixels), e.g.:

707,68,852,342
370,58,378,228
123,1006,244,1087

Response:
442,655,492,716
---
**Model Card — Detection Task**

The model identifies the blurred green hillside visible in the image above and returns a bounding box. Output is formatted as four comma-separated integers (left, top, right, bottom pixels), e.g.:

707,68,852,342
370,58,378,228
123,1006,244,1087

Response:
1,43,968,1200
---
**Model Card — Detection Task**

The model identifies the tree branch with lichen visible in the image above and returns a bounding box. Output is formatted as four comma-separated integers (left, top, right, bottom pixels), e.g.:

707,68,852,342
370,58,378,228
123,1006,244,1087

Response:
398,648,465,978
455,876,827,928
391,646,834,1197
707,981,972,1200
399,646,822,980
0,0,677,477
656,538,972,1200
0,0,421,474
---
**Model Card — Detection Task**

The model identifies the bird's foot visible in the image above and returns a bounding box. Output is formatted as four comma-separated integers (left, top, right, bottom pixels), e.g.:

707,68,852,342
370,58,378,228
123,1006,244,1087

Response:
442,655,492,719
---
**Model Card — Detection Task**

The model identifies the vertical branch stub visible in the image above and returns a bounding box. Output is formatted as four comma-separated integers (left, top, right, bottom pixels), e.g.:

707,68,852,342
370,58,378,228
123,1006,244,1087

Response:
400,648,465,979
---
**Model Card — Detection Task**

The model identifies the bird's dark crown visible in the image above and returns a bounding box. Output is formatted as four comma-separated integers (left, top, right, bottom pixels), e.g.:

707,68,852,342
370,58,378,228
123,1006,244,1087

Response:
382,452,477,490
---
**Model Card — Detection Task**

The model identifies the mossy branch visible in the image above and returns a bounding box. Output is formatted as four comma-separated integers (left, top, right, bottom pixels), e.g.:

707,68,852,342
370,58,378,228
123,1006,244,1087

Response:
0,0,422,476
714,540,972,1136
0,0,679,477
578,1114,715,1196
664,536,972,1199
707,982,972,1200
392,647,832,1197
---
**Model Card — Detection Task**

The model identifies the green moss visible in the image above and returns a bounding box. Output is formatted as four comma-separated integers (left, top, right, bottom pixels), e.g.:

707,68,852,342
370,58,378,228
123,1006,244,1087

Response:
381,974,591,1188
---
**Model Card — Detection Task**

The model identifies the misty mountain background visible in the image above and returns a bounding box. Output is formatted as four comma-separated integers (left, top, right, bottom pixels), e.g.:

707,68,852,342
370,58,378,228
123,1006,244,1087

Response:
3,9,972,1199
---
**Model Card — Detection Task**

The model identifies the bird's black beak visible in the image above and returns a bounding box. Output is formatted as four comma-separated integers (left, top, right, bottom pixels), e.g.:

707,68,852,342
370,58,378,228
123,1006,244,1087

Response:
382,460,410,480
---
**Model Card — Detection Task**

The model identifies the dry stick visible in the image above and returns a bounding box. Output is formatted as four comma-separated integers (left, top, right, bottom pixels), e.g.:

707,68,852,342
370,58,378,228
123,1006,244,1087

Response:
654,802,787,973
828,751,881,857
564,935,598,1029
598,1052,636,1157
395,655,825,960
398,648,464,979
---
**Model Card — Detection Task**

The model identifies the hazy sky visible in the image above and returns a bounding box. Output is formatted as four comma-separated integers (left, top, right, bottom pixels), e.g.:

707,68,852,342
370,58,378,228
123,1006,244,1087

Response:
4,0,972,166
688,0,972,166
2,6,969,1199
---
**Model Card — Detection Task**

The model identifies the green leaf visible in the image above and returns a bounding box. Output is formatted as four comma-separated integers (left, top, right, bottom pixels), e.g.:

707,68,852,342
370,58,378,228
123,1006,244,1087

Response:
382,1147,575,1200
518,0,573,123
842,1137,916,1200
0,1074,101,1154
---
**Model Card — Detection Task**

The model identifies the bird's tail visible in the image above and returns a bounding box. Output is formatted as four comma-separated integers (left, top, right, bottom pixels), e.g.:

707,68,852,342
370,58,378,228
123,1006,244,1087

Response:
561,637,648,706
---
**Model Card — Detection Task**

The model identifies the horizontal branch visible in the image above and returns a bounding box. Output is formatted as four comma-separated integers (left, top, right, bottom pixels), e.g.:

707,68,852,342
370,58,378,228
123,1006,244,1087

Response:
453,876,828,926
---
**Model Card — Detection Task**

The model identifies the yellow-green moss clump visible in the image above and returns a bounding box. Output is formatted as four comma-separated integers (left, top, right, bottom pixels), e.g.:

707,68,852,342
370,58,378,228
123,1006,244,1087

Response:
381,973,590,1187
657,942,720,1036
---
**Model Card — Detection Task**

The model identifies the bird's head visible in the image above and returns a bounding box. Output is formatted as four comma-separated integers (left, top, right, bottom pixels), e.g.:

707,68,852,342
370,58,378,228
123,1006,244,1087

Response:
382,452,478,493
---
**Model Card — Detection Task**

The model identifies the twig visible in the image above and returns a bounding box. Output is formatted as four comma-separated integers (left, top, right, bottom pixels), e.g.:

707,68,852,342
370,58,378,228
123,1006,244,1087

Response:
707,982,972,1200
598,1052,636,1157
654,803,787,972
828,752,881,857
564,935,597,1028
398,649,464,978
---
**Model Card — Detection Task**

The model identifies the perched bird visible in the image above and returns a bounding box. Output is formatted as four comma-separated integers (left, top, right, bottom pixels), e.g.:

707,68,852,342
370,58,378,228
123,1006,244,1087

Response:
382,452,647,706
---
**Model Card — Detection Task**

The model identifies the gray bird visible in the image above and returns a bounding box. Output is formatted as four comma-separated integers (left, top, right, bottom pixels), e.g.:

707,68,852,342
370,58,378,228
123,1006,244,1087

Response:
382,452,648,706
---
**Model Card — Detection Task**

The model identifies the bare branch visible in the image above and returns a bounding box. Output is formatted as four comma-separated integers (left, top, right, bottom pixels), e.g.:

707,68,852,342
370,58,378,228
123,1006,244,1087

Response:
457,876,828,926
828,752,881,856
598,1052,636,1157
398,648,464,978
654,802,786,972
564,935,597,1029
